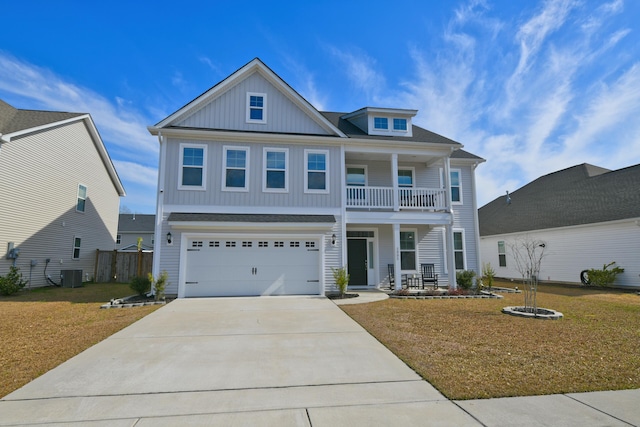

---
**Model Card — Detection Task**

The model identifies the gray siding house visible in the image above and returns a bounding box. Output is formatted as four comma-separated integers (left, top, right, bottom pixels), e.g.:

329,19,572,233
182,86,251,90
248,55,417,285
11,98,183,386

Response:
117,214,155,251
479,163,640,288
0,99,125,287
148,58,484,298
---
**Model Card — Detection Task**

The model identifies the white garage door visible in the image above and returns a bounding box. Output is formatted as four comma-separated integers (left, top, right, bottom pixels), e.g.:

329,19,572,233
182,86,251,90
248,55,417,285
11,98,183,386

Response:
184,237,321,297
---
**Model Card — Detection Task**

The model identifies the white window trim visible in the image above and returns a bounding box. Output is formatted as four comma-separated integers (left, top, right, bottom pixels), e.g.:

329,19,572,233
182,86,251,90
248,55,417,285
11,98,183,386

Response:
262,147,289,193
398,167,415,188
453,228,467,271
72,235,82,260
304,149,330,194
400,228,419,273
116,234,121,245
498,240,507,267
76,184,87,213
246,92,267,124
346,164,368,186
222,146,250,192
392,117,408,133
440,168,463,205
373,116,389,131
178,143,207,191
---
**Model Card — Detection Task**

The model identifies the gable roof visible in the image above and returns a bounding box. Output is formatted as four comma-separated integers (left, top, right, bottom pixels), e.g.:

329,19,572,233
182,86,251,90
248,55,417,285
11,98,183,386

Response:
150,58,345,137
118,214,156,233
478,163,640,236
0,99,125,196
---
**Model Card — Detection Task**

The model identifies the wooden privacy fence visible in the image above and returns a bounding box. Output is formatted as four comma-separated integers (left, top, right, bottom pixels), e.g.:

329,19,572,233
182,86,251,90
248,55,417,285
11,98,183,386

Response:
94,250,153,283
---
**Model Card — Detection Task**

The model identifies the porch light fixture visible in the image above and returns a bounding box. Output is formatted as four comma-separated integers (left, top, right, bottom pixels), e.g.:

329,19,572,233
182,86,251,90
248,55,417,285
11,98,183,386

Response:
331,234,337,246
166,232,172,245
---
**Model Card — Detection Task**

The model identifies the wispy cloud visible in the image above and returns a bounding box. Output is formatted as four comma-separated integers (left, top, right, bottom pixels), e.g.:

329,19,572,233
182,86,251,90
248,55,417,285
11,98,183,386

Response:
327,47,386,103
0,51,158,211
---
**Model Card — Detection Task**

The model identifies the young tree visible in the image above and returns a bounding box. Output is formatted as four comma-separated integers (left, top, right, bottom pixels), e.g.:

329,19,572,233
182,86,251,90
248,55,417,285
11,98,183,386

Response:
508,235,547,314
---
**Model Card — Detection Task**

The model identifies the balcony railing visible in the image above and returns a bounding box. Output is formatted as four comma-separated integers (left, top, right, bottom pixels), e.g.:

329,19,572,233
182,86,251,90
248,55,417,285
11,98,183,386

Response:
346,186,447,210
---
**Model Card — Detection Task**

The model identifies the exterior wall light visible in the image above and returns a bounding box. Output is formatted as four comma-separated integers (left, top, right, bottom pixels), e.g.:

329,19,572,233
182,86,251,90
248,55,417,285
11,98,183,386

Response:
331,234,337,246
167,232,172,245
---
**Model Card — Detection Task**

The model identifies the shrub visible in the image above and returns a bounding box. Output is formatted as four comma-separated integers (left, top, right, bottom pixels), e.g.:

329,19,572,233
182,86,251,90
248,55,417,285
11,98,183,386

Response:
585,262,624,287
129,275,151,296
456,270,476,290
481,263,495,291
331,266,350,297
148,270,168,301
0,266,27,296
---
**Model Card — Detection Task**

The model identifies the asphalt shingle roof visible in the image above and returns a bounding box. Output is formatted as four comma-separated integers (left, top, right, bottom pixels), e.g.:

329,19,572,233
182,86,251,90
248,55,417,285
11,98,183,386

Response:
118,214,156,233
0,99,84,135
478,163,640,236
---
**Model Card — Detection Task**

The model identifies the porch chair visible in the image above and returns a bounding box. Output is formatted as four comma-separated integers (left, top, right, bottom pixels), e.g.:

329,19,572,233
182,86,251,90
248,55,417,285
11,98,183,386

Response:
387,264,407,290
421,263,439,289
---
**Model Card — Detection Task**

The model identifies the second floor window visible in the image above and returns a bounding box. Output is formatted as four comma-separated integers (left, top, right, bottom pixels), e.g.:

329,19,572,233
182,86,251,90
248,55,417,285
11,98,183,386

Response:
305,150,329,193
263,148,288,192
179,144,206,189
224,147,249,191
451,170,462,203
76,184,87,212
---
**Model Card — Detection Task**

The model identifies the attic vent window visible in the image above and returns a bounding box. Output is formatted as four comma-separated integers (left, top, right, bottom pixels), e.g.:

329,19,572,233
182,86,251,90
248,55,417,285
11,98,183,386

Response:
247,92,266,123
374,117,388,130
393,118,407,131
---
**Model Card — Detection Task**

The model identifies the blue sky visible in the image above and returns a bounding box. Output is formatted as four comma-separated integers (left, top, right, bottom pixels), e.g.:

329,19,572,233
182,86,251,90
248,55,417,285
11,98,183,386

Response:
1,0,639,214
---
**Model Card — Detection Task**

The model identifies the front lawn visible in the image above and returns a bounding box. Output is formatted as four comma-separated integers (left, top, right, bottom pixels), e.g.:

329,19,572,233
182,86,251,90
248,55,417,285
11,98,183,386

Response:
0,282,162,398
341,281,640,400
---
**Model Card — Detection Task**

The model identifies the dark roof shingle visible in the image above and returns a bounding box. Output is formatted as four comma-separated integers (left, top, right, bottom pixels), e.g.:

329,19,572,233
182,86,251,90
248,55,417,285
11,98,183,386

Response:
168,213,336,223
0,99,84,135
479,163,640,236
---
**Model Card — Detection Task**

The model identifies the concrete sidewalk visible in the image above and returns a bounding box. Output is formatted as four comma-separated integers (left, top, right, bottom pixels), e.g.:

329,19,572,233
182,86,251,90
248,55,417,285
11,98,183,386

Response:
1,296,638,426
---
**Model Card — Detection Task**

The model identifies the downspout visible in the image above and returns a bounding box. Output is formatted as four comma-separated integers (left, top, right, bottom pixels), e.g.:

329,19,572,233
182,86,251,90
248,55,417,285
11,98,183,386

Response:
151,131,166,292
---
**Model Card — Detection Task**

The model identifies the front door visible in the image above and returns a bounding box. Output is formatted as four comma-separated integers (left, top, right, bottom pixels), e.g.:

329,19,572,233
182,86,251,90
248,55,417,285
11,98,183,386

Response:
347,239,368,286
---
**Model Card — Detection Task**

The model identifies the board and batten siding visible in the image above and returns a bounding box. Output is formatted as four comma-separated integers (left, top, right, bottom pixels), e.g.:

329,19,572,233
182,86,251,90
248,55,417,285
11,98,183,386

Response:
480,219,640,288
0,121,121,287
176,72,330,135
163,138,341,208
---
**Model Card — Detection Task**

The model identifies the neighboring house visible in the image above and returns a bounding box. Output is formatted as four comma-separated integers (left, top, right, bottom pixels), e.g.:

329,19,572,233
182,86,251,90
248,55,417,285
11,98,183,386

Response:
148,58,484,298
117,214,155,251
478,163,640,288
0,99,125,287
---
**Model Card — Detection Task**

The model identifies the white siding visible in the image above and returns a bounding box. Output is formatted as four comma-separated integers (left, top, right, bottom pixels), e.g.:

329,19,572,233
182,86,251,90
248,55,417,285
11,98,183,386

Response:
480,220,640,288
0,121,121,287
176,73,329,135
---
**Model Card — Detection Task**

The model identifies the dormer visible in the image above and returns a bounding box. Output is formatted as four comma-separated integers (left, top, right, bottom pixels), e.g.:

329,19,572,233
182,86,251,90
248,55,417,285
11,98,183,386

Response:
341,107,417,137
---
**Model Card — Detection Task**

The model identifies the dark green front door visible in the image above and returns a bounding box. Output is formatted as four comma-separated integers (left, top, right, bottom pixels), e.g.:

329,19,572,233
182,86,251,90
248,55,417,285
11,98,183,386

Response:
347,239,368,286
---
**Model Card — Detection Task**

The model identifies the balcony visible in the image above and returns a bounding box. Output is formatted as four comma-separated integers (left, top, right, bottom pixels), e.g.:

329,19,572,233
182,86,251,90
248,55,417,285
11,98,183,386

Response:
346,186,447,211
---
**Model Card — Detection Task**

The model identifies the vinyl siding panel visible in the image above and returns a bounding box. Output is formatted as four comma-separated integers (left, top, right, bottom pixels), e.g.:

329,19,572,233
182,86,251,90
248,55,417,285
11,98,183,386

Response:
480,220,640,288
450,164,479,274
117,233,155,250
346,160,443,188
0,121,121,287
163,138,341,208
176,73,329,135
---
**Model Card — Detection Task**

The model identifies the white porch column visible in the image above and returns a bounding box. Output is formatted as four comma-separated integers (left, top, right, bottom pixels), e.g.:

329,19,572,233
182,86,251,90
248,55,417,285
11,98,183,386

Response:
391,153,399,211
443,157,457,290
393,223,402,290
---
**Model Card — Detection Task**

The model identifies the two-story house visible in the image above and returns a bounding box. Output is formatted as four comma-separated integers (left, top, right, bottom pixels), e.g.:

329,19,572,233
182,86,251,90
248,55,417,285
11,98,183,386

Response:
148,58,484,298
0,99,125,288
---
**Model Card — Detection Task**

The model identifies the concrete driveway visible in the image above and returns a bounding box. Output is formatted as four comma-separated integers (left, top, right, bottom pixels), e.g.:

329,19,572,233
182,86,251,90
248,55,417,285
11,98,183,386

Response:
0,297,479,426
